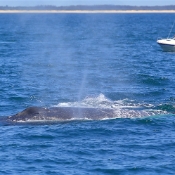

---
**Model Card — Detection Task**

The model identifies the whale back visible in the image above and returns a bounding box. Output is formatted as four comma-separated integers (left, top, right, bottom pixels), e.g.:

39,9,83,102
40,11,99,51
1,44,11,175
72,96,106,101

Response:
7,106,115,123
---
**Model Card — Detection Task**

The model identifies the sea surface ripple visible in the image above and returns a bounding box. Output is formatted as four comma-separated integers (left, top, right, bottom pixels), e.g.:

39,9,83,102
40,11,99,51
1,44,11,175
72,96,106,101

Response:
0,13,175,174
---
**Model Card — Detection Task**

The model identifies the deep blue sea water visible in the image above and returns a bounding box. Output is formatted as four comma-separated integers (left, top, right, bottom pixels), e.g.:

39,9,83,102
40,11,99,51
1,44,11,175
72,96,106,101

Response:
1,13,175,174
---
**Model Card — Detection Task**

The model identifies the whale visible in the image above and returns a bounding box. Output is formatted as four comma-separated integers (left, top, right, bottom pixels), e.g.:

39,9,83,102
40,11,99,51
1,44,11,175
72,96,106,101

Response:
0,105,166,125
6,106,116,123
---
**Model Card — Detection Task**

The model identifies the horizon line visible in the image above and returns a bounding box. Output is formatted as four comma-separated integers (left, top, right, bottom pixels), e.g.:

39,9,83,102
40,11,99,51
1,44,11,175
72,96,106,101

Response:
1,4,175,7
0,10,175,14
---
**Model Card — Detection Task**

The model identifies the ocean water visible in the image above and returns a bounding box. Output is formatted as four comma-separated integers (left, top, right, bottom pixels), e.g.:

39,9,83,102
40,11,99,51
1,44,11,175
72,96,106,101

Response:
0,13,175,174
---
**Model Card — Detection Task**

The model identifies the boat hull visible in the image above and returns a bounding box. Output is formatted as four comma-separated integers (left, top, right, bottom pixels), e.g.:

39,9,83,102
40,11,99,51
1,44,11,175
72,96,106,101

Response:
157,39,175,52
158,43,175,52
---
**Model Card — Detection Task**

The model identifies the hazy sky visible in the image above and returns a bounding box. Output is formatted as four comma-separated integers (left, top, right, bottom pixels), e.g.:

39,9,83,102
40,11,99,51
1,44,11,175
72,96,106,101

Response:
0,0,175,6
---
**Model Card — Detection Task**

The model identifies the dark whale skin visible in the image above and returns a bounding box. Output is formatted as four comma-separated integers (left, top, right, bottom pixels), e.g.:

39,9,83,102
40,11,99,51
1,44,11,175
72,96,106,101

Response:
7,106,115,123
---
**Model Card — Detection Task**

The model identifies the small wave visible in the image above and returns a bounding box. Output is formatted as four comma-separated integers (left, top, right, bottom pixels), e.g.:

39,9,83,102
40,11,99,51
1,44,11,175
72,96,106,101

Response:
55,94,112,108
53,94,169,119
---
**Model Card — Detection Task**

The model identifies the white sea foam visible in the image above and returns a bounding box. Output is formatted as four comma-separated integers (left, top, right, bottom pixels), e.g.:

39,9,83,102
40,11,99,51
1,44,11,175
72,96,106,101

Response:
53,94,168,119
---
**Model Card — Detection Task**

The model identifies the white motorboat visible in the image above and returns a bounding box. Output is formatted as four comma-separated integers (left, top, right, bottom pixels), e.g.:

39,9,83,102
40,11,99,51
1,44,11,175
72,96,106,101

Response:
157,37,175,52
157,21,175,52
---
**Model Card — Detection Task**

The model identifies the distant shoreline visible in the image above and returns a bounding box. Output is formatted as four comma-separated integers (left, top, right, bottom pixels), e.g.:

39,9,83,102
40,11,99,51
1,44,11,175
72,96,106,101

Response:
0,10,175,13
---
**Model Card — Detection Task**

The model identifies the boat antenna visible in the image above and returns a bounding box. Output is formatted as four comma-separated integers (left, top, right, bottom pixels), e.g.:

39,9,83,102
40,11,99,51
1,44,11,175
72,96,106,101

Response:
167,20,175,39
